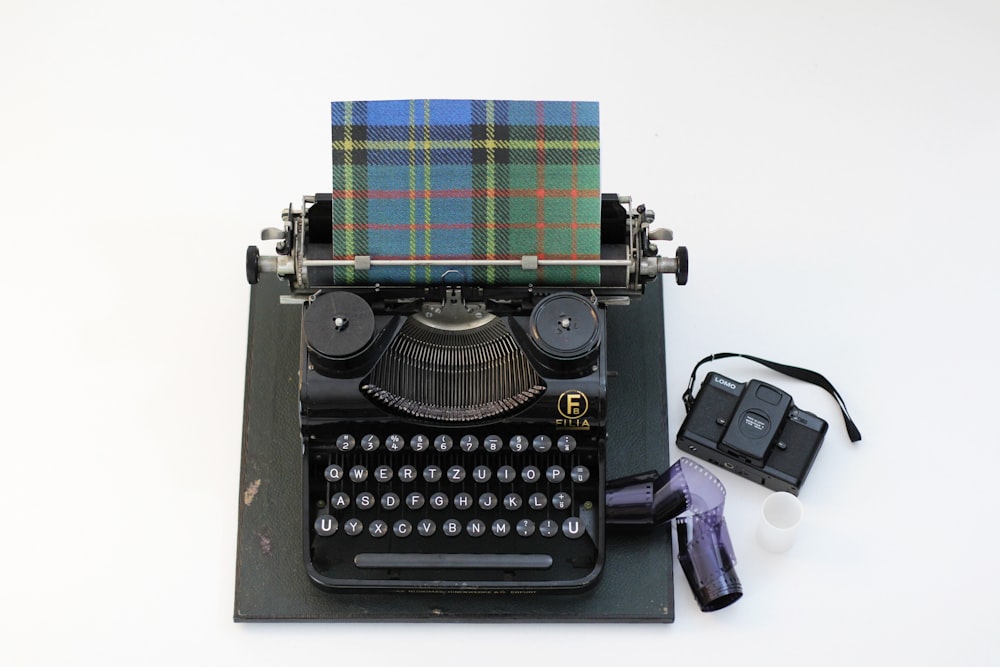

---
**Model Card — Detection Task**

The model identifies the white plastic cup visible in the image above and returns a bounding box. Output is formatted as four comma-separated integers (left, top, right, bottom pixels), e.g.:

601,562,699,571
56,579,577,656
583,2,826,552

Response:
756,491,803,553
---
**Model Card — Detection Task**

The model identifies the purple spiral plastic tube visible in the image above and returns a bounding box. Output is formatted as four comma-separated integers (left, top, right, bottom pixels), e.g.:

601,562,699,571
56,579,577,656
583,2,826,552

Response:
606,457,742,612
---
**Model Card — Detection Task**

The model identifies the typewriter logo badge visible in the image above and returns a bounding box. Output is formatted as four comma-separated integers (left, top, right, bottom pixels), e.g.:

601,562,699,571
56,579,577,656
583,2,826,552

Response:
557,390,590,429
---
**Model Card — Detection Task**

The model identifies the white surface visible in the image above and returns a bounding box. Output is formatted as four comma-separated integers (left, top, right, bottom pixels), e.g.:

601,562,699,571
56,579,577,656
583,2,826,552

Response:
2,1,999,665
756,492,803,553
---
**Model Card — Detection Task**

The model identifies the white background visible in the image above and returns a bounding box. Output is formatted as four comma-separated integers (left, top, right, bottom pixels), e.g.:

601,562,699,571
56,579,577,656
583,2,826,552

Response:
2,1,999,664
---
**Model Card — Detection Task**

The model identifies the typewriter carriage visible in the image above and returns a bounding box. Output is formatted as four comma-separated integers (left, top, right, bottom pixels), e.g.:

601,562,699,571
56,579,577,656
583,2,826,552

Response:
247,192,688,303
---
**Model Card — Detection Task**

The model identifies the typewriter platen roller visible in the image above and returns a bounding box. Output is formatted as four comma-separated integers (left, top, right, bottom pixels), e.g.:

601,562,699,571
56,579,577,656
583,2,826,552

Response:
248,192,687,298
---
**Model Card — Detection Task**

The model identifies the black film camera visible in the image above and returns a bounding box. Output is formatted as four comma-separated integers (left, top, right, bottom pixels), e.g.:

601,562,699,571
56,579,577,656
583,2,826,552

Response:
677,372,829,495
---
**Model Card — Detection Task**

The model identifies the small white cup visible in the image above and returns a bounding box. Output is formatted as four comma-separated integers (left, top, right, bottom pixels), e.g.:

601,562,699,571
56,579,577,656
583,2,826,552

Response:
756,491,803,553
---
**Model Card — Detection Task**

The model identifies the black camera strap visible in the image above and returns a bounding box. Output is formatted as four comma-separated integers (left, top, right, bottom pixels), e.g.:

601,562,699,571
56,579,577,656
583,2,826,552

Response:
682,352,862,442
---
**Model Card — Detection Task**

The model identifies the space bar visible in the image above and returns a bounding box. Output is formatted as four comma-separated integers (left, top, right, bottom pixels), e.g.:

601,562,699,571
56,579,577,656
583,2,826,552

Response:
354,553,553,569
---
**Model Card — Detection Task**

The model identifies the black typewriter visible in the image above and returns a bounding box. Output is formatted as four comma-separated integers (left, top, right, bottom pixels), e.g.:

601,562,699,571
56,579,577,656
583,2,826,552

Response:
246,194,687,592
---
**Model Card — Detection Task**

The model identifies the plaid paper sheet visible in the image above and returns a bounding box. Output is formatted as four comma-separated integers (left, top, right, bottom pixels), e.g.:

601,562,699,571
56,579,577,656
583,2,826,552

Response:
330,99,601,285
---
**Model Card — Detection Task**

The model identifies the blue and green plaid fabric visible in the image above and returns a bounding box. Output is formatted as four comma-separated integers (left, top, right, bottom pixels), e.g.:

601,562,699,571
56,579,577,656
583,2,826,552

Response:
330,99,601,285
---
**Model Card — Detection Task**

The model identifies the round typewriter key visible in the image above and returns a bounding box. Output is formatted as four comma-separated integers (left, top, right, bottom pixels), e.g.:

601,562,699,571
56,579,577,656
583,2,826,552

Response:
454,492,473,510
410,434,430,452
303,291,375,359
406,491,425,509
503,493,523,510
492,519,511,537
546,465,566,483
324,464,344,482
348,465,368,483
459,434,479,452
314,514,338,536
497,465,516,483
509,435,529,452
562,517,585,539
521,465,541,483
516,519,536,537
528,492,547,510
398,465,418,482
478,492,498,510
356,492,375,510
336,434,355,451
552,492,571,510
393,519,412,538
374,465,393,482
423,465,442,483
368,520,389,538
447,465,466,482
385,434,405,452
381,492,400,510
466,519,486,537
433,434,454,452
472,465,491,483
483,435,503,452
417,519,436,536
343,518,363,536
532,435,552,453
429,492,449,509
539,519,559,538
331,492,351,509
442,518,462,536
360,434,380,452
570,465,590,483
557,435,577,453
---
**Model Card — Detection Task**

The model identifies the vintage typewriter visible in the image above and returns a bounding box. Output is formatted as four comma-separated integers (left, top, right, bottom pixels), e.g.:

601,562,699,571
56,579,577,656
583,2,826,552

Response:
244,100,688,593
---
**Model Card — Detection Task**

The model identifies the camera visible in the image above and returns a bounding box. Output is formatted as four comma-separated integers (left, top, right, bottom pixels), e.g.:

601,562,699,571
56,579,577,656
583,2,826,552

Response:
677,372,828,495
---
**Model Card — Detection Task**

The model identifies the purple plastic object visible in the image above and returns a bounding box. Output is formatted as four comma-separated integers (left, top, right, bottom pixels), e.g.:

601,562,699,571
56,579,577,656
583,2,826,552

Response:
606,457,742,612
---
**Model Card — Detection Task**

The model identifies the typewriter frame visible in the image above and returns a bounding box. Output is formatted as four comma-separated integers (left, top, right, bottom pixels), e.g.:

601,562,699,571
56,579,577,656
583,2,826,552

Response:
247,192,686,594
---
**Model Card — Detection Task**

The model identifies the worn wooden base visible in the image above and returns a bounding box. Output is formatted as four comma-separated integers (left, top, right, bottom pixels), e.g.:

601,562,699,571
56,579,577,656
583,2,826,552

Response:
234,275,674,622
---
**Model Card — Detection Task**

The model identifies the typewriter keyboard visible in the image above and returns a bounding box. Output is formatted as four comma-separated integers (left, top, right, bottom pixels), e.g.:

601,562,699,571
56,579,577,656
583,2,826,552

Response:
306,427,603,590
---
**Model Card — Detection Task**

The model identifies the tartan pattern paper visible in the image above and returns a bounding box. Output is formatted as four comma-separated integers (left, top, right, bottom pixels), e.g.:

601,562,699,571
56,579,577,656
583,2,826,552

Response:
330,99,601,285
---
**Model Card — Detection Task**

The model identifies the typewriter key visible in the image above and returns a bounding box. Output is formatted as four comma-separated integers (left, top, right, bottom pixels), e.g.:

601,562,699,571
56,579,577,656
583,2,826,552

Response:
562,517,585,539
557,435,577,453
516,519,535,537
504,493,523,510
509,435,529,452
492,519,511,537
454,492,473,510
552,492,571,510
314,515,338,536
539,519,559,538
369,520,388,538
393,520,412,538
532,435,553,453
343,518,363,536
336,434,355,451
483,435,503,452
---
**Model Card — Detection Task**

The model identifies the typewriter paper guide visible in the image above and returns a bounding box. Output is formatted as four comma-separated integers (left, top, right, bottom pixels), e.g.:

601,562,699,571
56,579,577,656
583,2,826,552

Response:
329,99,601,286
